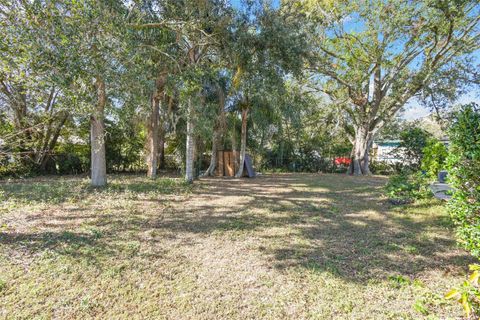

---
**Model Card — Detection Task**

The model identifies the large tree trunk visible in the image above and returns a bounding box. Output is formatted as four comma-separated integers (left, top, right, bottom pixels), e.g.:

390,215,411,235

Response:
235,107,248,178
185,99,195,183
147,96,160,178
348,124,374,176
91,77,107,187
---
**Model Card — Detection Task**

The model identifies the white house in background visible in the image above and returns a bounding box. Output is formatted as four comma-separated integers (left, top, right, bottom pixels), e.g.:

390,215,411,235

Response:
371,140,402,163
372,138,449,163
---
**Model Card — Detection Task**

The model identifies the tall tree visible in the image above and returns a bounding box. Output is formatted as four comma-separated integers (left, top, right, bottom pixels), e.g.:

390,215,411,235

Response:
65,0,128,186
127,1,179,179
203,81,227,176
287,0,480,175
227,4,306,177
131,0,233,183
0,1,74,171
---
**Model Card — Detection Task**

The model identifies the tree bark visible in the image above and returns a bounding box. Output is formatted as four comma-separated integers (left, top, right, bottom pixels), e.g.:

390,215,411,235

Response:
39,111,68,171
348,123,373,176
204,130,219,176
90,77,107,187
158,127,165,170
185,99,195,183
204,86,226,176
147,96,160,178
146,73,167,178
235,107,248,178
231,119,238,170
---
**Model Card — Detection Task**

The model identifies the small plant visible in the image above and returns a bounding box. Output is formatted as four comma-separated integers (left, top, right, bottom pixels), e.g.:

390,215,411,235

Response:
421,139,448,180
392,127,432,171
445,264,480,318
388,274,411,288
370,160,397,175
385,172,432,204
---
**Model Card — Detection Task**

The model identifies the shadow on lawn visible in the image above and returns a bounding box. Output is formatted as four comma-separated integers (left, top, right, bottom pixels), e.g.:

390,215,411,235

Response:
172,174,472,281
0,173,473,283
0,174,189,204
0,230,114,264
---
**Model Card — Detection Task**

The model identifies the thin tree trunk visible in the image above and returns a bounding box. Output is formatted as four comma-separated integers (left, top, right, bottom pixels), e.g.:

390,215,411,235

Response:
91,77,107,187
231,119,238,170
39,111,68,171
204,86,226,176
185,99,195,183
146,72,167,178
204,131,219,176
158,127,165,170
235,107,248,178
147,96,160,178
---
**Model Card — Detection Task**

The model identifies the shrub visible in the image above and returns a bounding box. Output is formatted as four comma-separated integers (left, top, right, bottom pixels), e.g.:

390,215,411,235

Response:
446,103,480,258
0,159,36,179
370,160,397,175
445,264,480,318
421,139,448,180
385,172,432,204
393,127,432,171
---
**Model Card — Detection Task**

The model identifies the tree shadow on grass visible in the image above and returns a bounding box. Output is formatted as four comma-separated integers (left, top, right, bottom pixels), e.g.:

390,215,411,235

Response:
0,230,114,265
0,173,473,284
0,174,189,205
190,174,474,282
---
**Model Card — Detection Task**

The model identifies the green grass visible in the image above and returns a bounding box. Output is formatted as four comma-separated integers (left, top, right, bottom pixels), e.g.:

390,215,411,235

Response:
0,173,473,319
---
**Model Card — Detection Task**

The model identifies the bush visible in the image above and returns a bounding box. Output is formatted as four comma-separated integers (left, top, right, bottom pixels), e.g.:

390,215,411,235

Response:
385,172,432,204
370,160,397,175
445,264,480,318
0,160,36,179
421,139,448,180
393,127,432,171
446,103,480,258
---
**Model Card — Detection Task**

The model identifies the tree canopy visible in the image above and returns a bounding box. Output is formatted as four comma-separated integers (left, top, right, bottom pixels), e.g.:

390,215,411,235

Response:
1,0,479,183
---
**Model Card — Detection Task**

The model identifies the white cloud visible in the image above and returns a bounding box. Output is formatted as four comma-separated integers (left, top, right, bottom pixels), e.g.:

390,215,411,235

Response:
402,101,430,120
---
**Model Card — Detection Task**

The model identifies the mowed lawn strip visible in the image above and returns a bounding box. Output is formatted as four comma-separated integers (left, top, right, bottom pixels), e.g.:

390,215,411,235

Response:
0,173,472,319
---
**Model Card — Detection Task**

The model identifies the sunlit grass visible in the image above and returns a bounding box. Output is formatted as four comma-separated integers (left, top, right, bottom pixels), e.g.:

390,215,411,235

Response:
0,173,472,319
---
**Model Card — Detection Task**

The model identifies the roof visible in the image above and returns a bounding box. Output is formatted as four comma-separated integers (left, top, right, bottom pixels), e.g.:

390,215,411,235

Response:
374,140,400,147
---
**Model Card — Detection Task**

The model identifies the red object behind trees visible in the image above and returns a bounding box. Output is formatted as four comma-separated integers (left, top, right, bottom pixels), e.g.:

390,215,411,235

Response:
334,157,351,166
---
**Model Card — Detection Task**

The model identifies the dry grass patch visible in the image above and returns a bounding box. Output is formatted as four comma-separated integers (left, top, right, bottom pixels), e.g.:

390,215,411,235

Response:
0,173,473,319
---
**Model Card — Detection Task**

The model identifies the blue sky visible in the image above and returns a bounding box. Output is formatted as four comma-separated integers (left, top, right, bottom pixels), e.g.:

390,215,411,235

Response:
230,0,280,9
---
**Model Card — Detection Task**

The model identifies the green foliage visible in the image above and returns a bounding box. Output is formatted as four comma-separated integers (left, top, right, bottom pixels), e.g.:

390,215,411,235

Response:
0,278,6,292
445,264,480,318
385,172,432,203
446,103,480,258
1,0,478,182
105,117,145,173
0,161,36,179
287,0,480,176
54,144,90,175
395,127,433,171
421,139,448,179
370,161,397,175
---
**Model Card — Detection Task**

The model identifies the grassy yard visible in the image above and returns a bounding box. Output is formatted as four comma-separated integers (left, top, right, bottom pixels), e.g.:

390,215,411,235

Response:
0,173,473,319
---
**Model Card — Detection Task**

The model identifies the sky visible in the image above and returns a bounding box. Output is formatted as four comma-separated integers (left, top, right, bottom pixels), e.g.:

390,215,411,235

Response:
404,91,480,120
230,0,280,9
